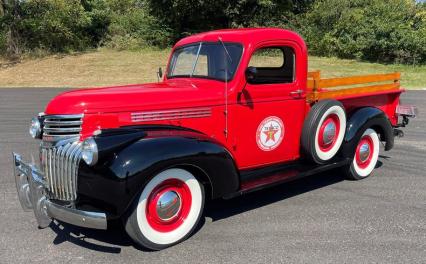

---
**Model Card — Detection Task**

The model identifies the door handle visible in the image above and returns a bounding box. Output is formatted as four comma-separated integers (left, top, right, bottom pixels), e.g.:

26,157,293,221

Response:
290,89,304,98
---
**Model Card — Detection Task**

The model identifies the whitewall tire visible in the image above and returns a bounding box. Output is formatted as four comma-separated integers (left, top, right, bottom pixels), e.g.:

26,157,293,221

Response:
345,128,380,180
301,100,346,164
125,168,205,250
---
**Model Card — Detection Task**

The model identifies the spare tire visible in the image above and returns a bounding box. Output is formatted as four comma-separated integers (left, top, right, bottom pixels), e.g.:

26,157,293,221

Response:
301,99,346,164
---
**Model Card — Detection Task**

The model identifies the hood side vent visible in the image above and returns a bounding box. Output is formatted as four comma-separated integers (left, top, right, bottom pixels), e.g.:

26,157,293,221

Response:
131,108,212,122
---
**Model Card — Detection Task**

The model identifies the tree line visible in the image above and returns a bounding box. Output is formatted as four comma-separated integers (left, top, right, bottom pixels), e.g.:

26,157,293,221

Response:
1,0,425,64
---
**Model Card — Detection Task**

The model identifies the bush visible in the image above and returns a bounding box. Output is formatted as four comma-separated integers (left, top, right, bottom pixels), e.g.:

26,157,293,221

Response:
105,0,172,49
301,0,426,64
0,0,112,55
18,0,93,52
0,0,425,65
144,0,311,43
0,30,6,55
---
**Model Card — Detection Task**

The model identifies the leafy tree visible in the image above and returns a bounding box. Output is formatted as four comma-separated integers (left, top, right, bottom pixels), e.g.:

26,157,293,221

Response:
0,0,425,65
105,0,172,48
0,0,113,55
301,0,426,64
144,0,313,42
0,0,23,57
19,0,93,52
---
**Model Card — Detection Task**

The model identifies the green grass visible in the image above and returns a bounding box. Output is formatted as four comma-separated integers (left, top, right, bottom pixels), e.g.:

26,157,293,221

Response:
0,49,424,89
309,56,426,89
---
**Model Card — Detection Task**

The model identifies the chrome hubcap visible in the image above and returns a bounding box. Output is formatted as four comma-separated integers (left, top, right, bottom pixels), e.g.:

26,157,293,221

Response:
156,191,181,221
323,122,336,145
359,143,371,162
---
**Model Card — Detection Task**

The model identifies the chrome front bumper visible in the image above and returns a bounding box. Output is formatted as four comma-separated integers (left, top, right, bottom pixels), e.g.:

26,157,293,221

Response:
13,152,107,230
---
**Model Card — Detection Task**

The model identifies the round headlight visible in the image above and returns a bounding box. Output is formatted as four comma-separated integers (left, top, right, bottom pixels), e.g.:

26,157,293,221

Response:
29,117,42,139
82,137,98,166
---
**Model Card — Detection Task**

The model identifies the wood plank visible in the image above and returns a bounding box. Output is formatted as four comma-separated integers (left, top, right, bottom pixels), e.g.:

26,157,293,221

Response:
318,72,400,88
305,71,401,102
307,71,321,91
316,83,400,100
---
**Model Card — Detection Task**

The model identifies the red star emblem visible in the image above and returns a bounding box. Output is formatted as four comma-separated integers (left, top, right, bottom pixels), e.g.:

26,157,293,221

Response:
263,123,278,143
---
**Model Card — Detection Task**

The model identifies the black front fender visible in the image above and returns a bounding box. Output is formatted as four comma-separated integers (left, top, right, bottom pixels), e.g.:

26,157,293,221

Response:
341,107,394,159
77,129,239,219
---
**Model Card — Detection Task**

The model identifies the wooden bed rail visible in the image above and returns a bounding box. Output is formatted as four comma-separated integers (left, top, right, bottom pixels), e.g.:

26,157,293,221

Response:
306,71,401,102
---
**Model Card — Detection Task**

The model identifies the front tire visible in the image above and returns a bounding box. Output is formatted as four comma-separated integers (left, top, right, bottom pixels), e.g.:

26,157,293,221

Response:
125,168,205,250
345,128,380,180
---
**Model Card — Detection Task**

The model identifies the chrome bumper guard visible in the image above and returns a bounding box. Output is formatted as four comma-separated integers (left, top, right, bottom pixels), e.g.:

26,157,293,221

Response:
13,152,107,230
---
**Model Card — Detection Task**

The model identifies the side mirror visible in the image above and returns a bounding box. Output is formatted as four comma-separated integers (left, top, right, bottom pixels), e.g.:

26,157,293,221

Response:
157,67,163,79
245,66,258,83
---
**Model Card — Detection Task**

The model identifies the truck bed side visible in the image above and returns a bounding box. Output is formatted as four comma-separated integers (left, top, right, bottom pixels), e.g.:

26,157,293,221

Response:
307,71,403,125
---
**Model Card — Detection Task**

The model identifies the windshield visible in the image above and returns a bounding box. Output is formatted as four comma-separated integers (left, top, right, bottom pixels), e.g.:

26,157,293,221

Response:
167,42,243,81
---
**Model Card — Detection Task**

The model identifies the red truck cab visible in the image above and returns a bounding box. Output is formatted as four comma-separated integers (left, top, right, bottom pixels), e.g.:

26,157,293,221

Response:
13,28,417,250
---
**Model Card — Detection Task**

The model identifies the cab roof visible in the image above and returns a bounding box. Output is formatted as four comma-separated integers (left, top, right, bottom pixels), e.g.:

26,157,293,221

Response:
174,28,306,49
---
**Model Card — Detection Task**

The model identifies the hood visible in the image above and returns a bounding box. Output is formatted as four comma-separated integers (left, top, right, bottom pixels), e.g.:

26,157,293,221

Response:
45,79,224,115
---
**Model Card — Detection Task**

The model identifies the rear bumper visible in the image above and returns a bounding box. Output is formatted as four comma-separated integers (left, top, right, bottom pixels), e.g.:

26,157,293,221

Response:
396,104,418,118
395,104,418,128
13,152,107,230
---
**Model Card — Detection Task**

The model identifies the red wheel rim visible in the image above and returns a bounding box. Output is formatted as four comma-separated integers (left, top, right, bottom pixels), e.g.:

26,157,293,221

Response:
146,178,192,233
355,135,374,169
318,114,340,151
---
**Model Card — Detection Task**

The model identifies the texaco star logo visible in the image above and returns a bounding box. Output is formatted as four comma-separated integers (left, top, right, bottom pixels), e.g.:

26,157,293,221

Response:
256,116,285,151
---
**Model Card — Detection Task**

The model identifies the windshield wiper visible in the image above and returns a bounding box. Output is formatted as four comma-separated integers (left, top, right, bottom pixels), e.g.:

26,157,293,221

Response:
218,37,233,64
190,42,202,77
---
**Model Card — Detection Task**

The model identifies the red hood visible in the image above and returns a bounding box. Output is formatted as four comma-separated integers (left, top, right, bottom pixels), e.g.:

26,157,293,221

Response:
45,79,224,115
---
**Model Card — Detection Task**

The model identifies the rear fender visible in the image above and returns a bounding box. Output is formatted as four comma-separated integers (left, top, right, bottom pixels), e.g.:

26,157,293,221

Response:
341,107,394,158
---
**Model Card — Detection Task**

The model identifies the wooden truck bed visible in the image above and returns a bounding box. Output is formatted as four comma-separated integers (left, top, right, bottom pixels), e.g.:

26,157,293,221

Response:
306,71,403,103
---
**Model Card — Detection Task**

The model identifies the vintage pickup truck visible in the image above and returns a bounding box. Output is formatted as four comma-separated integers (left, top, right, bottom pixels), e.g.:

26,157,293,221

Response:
13,28,417,250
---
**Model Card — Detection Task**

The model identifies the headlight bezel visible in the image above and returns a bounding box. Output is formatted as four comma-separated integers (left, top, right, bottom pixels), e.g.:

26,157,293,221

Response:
81,137,98,166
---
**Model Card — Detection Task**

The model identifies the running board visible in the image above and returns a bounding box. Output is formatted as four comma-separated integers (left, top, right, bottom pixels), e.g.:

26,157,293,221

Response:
224,158,351,199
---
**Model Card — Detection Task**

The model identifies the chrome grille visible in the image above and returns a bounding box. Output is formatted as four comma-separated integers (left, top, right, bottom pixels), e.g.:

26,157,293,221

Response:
41,140,82,201
43,114,83,137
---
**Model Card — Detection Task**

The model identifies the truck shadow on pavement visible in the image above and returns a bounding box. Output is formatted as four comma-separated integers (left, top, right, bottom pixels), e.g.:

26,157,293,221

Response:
49,220,129,253
47,163,383,253
205,169,346,221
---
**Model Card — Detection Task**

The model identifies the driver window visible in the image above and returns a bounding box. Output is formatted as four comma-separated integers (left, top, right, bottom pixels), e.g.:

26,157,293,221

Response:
248,46,295,84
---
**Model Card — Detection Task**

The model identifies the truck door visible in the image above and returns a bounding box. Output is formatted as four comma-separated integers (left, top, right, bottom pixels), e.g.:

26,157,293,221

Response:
231,42,306,169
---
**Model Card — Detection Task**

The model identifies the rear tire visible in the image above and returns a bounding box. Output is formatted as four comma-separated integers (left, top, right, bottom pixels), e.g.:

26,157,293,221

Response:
125,168,205,250
301,99,346,164
344,128,380,180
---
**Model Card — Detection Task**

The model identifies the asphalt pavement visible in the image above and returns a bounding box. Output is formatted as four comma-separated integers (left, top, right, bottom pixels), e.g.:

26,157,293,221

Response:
0,89,425,264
